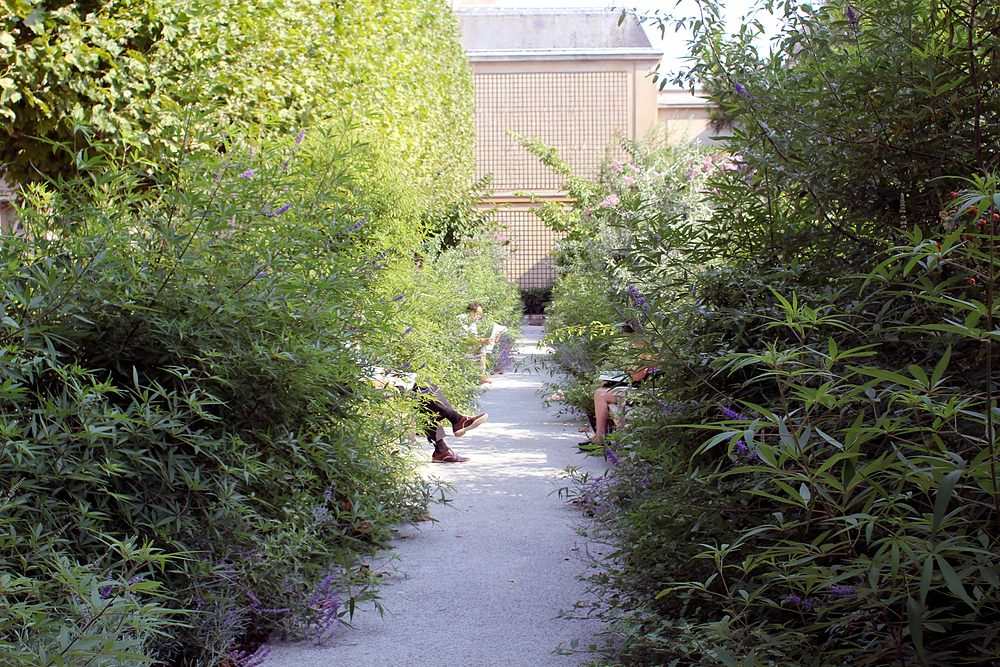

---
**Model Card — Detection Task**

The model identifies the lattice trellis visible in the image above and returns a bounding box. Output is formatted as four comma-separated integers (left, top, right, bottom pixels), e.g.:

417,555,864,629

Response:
473,70,630,289
493,208,566,289
473,71,629,191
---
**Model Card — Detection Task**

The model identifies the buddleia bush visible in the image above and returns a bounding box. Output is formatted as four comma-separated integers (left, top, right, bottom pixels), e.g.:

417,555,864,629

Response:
546,0,1000,664
0,123,444,665
370,227,523,416
534,131,727,425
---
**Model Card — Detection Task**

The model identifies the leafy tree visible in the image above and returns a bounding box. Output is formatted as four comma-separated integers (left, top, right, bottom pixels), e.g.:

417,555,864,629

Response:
654,0,1000,266
0,0,473,211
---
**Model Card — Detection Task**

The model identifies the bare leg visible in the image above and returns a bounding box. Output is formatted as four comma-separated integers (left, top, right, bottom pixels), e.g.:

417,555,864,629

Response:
592,387,619,443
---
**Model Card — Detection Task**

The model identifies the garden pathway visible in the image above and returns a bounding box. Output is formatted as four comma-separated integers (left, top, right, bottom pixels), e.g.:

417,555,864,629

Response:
262,323,610,667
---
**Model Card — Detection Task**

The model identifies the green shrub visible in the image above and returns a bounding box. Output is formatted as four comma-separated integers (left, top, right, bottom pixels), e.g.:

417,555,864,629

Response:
1,0,473,214
372,229,522,408
0,127,444,665
538,0,1000,661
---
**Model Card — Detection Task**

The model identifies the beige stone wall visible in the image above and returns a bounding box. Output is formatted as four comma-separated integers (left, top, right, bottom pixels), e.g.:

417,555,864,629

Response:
474,69,629,192
657,88,718,146
471,56,662,194
469,55,662,288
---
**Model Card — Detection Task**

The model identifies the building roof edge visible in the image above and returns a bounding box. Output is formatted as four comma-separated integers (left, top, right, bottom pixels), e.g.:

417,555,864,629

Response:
466,48,663,62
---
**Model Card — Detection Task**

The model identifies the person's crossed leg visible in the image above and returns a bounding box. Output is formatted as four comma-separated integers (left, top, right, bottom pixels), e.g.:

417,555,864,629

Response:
414,383,487,463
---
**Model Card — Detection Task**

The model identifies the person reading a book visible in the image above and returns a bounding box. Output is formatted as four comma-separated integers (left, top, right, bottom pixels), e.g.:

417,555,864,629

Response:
370,367,487,463
463,302,503,384
579,324,656,449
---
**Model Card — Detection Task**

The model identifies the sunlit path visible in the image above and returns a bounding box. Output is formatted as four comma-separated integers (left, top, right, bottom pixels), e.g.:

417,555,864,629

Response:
262,323,610,667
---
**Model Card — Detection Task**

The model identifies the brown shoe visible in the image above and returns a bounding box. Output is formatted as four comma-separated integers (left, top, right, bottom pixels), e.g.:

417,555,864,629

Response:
432,449,470,463
453,413,488,437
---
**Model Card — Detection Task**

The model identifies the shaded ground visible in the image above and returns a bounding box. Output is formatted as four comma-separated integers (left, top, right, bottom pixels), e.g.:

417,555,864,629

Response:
262,323,610,667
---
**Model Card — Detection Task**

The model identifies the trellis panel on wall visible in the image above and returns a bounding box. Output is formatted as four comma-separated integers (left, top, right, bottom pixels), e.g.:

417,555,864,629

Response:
473,71,629,190
457,8,662,291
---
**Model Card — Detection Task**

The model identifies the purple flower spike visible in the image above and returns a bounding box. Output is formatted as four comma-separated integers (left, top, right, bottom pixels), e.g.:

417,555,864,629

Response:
827,584,857,596
605,447,620,465
238,169,256,179
846,6,857,26
721,406,748,421
787,594,813,611
393,295,405,302
733,82,758,102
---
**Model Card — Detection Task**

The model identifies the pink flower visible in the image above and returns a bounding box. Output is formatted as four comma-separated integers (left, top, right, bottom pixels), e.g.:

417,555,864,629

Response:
598,194,619,209
610,160,624,174
623,176,636,187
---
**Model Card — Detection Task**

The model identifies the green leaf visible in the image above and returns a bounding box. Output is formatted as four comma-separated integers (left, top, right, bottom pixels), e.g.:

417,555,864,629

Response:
930,346,952,387
815,427,844,450
774,479,807,505
931,469,962,532
919,553,934,605
712,645,741,667
23,7,47,35
936,555,977,608
908,364,929,388
799,482,811,503
755,441,778,468
856,366,922,390
697,430,743,455
907,597,926,659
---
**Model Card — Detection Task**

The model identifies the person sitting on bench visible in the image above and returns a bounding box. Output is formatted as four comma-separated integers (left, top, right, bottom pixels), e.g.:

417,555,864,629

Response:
370,367,487,463
579,324,656,449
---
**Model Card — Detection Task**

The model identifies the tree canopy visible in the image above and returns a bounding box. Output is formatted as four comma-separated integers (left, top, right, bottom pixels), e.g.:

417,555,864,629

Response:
1,0,474,209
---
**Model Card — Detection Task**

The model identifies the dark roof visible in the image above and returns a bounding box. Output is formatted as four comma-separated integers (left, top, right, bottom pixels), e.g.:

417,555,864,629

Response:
457,8,656,52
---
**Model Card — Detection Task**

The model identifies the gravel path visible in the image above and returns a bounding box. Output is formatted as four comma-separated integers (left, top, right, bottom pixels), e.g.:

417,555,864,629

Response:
261,323,610,667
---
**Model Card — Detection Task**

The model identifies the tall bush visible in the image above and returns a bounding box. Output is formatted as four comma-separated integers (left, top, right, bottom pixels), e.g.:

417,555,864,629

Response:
544,1,1000,664
531,130,724,424
0,126,447,666
0,0,473,212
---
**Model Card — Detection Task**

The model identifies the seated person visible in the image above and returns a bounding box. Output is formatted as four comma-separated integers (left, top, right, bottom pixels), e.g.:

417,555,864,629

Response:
579,324,657,448
370,367,487,463
462,302,498,384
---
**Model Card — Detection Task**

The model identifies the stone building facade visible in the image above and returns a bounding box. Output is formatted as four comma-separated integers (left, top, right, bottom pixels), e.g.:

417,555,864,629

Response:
456,7,665,289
